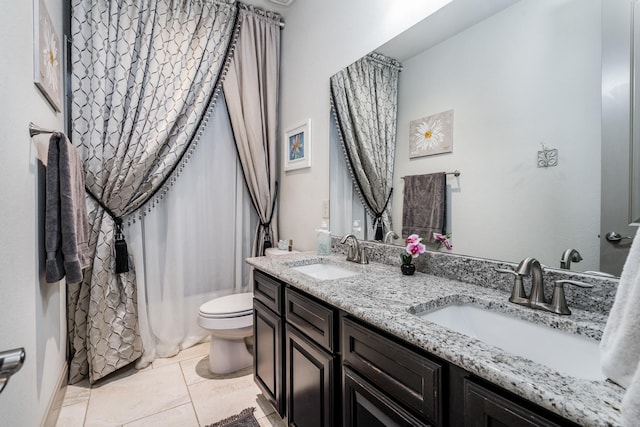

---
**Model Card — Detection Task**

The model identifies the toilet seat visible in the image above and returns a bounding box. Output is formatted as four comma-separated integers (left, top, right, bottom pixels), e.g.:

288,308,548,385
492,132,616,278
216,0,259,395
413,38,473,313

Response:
198,292,253,318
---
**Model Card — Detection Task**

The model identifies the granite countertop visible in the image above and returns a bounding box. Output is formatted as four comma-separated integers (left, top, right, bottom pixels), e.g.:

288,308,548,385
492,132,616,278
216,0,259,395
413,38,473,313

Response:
246,252,624,426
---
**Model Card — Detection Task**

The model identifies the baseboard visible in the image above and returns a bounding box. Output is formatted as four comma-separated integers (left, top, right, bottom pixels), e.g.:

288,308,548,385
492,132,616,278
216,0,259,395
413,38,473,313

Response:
41,363,68,427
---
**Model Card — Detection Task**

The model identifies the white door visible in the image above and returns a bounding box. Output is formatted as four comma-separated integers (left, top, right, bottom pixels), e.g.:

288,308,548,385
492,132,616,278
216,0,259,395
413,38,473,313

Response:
601,0,639,276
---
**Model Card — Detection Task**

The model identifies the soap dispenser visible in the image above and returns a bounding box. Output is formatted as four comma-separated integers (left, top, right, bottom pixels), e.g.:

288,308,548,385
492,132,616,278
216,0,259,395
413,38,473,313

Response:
317,221,331,256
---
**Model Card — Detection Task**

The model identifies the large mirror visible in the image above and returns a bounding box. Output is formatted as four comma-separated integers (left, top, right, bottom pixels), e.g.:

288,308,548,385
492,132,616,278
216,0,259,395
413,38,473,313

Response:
330,0,636,277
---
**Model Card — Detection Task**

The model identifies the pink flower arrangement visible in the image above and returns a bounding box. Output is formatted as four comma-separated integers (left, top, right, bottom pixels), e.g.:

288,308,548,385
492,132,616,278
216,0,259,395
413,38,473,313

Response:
433,233,453,250
401,234,426,265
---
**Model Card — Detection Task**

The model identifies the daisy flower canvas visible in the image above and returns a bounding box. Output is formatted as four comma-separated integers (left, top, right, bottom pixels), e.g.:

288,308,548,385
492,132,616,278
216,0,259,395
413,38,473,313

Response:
409,110,453,158
34,0,62,112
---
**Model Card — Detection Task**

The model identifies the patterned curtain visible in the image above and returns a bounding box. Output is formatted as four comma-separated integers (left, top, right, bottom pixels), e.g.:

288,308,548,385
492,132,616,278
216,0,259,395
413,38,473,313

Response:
330,52,401,240
223,4,282,256
69,0,238,384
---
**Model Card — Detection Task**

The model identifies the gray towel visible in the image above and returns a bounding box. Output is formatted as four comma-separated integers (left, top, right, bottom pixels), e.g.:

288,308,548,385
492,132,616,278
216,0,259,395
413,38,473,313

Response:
45,133,90,284
402,173,446,243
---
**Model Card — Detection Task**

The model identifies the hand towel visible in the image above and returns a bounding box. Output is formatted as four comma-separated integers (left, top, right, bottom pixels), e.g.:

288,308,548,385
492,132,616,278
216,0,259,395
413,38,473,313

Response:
45,133,91,284
600,226,640,423
401,173,446,243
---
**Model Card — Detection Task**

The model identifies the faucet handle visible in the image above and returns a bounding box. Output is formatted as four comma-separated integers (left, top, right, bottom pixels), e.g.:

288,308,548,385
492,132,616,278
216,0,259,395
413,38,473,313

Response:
495,268,528,305
555,279,594,289
549,280,594,315
496,268,517,276
359,246,369,264
346,245,357,262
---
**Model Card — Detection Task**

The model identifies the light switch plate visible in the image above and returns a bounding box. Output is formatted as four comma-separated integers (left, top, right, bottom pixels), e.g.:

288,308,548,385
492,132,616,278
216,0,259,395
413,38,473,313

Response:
321,200,330,218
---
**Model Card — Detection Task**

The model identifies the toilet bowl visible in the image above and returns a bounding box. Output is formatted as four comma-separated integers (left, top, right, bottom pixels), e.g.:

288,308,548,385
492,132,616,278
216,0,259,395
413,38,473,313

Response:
197,292,254,374
197,248,298,374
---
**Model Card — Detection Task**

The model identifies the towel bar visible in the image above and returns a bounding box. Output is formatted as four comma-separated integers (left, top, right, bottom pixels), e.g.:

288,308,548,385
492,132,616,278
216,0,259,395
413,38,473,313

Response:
28,122,57,137
401,170,460,179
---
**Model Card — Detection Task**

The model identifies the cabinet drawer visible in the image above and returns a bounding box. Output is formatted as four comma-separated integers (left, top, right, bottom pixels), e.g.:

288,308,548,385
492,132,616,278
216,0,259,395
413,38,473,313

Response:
342,316,443,426
285,288,336,352
343,366,430,427
464,380,563,427
254,270,283,314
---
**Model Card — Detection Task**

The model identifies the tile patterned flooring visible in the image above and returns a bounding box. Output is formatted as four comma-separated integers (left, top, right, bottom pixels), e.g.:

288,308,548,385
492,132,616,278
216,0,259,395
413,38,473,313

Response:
56,342,285,427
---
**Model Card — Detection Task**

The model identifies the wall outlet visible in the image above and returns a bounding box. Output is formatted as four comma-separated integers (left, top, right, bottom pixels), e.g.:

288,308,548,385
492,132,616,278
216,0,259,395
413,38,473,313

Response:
321,200,330,218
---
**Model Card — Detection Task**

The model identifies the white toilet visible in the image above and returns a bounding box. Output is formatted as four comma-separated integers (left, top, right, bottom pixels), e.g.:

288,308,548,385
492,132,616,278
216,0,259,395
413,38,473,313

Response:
197,292,254,374
197,247,298,374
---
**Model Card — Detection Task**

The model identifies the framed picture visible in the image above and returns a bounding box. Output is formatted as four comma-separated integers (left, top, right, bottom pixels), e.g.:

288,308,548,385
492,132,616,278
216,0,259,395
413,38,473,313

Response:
409,109,453,158
284,119,311,171
33,0,62,112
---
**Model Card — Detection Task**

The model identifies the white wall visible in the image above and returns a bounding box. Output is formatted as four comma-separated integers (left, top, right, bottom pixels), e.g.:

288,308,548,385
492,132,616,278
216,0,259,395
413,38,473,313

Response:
0,1,67,425
391,0,601,269
278,0,454,251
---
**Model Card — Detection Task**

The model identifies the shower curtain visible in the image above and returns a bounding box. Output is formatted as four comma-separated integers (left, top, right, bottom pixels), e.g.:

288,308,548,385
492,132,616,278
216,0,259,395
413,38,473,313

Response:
128,98,257,367
69,0,238,383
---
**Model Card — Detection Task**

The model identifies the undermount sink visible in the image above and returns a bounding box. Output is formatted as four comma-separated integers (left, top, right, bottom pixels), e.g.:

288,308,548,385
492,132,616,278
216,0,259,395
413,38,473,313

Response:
417,303,604,381
291,263,359,281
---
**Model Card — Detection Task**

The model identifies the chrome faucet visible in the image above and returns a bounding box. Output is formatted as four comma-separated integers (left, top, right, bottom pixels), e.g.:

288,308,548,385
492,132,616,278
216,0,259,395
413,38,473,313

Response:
560,248,583,270
515,257,546,309
383,230,399,244
340,234,368,264
498,256,593,315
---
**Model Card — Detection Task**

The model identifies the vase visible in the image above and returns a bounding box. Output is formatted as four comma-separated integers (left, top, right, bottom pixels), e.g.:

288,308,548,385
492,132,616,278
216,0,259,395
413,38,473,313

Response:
401,263,415,276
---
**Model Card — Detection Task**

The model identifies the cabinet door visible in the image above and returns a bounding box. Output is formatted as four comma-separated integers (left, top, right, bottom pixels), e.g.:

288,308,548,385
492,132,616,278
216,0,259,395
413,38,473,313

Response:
464,380,562,427
286,324,336,427
254,299,284,416
343,367,431,427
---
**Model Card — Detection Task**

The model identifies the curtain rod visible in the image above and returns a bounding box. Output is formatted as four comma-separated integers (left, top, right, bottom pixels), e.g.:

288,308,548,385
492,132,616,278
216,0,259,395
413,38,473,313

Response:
29,122,58,137
401,170,461,179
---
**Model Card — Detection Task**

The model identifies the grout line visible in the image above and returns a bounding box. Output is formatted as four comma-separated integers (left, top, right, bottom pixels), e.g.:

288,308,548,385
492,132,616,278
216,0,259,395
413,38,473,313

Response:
119,403,194,427
179,356,203,427
81,387,91,427
71,345,209,427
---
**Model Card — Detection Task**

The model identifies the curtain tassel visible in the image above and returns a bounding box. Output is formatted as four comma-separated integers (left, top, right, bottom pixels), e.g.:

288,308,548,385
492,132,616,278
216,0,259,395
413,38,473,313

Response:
114,218,129,273
262,226,272,255
373,189,393,241
374,218,384,241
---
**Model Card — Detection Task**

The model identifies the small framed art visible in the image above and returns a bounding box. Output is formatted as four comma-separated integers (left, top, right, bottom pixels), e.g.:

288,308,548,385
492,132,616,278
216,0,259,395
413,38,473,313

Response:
34,0,62,112
284,119,311,171
409,109,453,158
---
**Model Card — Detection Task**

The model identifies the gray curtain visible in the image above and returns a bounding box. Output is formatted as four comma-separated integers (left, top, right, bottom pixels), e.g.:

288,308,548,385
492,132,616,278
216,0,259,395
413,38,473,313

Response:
223,4,282,256
69,0,238,384
330,52,401,240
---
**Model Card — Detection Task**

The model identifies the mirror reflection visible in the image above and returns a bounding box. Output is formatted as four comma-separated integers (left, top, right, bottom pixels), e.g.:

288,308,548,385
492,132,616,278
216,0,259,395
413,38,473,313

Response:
329,0,629,276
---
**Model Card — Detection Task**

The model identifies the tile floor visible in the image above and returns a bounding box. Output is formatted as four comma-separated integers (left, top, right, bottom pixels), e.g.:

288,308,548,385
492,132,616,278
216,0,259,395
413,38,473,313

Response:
56,342,285,427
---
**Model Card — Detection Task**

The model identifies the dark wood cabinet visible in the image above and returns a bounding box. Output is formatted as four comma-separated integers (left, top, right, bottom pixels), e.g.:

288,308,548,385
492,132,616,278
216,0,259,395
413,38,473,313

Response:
463,380,565,427
254,270,283,313
285,288,336,352
285,324,337,427
254,299,284,417
342,316,443,426
343,366,430,427
253,271,339,426
253,271,285,417
252,268,580,427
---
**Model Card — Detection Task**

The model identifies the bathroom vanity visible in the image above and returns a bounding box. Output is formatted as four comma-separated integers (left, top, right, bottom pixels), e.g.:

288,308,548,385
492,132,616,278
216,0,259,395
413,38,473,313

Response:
248,247,622,426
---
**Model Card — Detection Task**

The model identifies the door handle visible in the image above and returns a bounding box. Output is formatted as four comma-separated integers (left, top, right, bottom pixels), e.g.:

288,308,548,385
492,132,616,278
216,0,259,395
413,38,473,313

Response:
605,231,634,243
0,348,25,394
